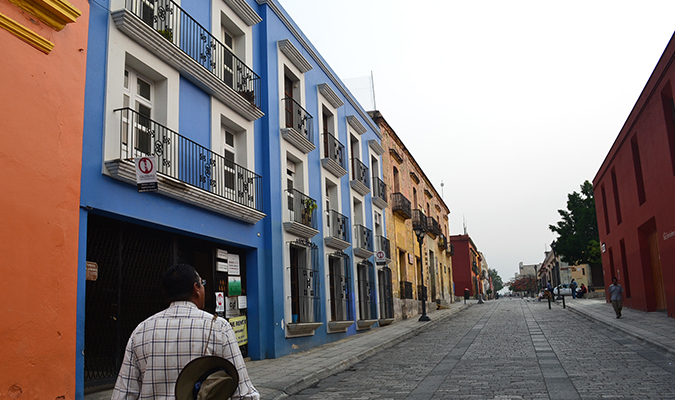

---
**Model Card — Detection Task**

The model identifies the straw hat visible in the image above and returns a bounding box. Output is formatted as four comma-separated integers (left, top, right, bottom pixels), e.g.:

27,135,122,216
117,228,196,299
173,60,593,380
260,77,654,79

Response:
175,356,239,400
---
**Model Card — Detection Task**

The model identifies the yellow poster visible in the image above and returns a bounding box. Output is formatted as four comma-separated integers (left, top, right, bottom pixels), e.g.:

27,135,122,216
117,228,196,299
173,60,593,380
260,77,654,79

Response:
229,315,248,346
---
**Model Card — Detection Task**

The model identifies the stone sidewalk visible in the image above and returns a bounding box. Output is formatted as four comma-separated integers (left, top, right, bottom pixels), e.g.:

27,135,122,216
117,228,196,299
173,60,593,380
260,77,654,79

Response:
248,301,472,400
557,297,675,356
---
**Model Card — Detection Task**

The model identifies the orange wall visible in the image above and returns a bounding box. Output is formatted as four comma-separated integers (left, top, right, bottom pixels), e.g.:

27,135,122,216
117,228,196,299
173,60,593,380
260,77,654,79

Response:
0,0,88,398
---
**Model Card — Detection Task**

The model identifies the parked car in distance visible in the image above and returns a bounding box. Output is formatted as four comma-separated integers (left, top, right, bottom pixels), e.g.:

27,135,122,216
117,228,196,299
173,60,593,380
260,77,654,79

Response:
554,284,573,296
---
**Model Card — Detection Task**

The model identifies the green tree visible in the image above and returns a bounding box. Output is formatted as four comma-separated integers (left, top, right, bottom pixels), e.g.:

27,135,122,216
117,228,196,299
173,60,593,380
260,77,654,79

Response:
488,268,504,293
549,180,603,285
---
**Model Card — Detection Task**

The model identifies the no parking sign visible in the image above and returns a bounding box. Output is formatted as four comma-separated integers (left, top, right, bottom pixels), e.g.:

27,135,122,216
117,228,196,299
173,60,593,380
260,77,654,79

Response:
135,156,158,192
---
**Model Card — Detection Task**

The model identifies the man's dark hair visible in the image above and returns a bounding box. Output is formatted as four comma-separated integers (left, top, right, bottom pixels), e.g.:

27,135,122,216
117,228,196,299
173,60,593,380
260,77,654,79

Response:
162,264,199,303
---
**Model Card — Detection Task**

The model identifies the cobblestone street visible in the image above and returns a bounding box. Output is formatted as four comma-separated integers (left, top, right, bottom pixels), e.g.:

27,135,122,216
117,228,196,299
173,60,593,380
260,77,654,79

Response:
288,298,675,400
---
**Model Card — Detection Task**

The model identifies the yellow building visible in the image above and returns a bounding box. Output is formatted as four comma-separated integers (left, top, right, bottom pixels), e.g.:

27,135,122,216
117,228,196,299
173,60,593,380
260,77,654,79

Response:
369,111,453,320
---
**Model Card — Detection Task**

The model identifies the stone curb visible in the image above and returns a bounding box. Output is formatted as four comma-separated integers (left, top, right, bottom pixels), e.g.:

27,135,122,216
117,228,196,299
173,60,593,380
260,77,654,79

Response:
264,304,472,399
561,302,675,357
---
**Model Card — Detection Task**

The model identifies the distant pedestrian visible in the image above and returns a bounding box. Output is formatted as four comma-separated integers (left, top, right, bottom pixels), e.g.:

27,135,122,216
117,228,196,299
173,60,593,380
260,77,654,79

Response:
608,277,624,319
578,283,587,298
570,279,578,299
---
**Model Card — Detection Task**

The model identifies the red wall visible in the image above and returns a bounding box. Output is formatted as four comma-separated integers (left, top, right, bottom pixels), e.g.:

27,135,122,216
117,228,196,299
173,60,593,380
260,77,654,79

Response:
0,0,89,397
594,32,675,317
449,235,478,297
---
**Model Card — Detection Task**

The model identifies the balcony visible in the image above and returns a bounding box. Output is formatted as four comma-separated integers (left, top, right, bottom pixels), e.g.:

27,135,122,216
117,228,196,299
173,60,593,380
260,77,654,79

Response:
438,233,448,252
374,235,390,261
353,224,374,259
426,216,441,239
350,158,370,196
321,132,347,177
324,210,350,251
105,108,264,224
412,209,426,234
372,176,388,209
391,192,411,220
281,97,315,153
283,189,319,239
111,0,263,121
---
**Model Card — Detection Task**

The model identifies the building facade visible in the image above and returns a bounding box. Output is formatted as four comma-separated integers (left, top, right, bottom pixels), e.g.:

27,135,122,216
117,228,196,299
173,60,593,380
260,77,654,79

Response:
78,0,390,394
593,32,675,318
370,111,453,320
0,0,88,398
257,0,389,357
449,234,480,299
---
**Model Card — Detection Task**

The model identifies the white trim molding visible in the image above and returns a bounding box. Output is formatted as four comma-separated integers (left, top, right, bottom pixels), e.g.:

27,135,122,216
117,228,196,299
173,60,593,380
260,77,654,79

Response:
318,83,343,109
222,0,262,26
278,39,312,73
368,139,385,156
347,115,367,135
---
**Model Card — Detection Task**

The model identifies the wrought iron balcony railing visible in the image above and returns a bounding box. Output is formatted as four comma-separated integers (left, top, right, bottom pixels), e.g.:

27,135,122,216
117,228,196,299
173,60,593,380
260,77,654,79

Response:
322,132,346,169
391,192,411,220
327,209,349,242
350,158,370,188
286,188,318,229
372,175,387,204
438,233,448,251
412,209,427,234
113,107,262,211
283,97,313,141
125,0,260,109
353,224,373,253
426,216,441,238
375,235,390,260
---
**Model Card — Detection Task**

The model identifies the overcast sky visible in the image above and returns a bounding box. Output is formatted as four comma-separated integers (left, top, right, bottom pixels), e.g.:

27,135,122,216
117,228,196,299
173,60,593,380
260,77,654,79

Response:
277,0,675,282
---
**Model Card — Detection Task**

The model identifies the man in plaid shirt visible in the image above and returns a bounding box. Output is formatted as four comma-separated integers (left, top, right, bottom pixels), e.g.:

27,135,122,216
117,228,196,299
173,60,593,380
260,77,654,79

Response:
112,264,259,399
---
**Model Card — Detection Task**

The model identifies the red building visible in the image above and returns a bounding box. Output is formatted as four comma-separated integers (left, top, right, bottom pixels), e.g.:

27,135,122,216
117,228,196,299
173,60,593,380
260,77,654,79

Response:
448,234,481,298
593,32,675,318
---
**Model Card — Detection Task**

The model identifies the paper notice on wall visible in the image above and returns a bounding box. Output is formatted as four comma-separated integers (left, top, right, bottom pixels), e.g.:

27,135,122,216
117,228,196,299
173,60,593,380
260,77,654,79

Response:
215,292,225,313
217,249,228,260
229,316,248,346
238,295,247,309
228,254,240,275
228,276,242,296
216,261,228,272
226,296,239,318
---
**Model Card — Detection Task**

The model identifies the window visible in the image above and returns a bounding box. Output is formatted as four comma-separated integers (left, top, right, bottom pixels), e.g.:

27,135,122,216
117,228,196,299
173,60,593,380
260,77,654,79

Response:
222,27,235,88
221,126,236,193
393,167,400,193
286,159,296,218
289,243,317,323
357,261,376,320
631,135,646,205
329,254,350,322
600,184,610,235
123,67,153,156
284,74,295,128
611,168,622,225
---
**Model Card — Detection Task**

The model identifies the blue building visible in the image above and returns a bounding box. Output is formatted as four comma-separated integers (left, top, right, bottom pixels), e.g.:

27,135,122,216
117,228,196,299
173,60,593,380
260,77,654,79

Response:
78,0,390,395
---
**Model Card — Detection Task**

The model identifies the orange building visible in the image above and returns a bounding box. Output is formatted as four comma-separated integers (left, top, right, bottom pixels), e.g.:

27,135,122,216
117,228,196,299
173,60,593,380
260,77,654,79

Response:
0,0,88,398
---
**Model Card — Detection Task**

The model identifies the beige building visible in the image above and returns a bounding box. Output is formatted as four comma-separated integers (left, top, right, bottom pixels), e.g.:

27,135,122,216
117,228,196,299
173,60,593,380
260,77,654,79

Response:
369,111,453,320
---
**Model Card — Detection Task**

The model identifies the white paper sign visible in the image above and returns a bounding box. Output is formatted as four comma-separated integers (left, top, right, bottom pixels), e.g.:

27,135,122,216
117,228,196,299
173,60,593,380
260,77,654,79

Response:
217,249,228,260
215,292,225,312
228,254,240,275
238,295,247,309
226,296,239,318
216,260,228,272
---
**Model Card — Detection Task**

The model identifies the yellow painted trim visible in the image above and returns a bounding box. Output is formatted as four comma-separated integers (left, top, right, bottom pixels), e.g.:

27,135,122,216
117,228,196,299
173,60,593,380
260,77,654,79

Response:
9,0,81,31
0,12,54,54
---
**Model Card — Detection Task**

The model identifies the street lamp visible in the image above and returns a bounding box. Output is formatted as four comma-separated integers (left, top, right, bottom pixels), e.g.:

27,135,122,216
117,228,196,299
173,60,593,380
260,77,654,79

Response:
413,223,430,322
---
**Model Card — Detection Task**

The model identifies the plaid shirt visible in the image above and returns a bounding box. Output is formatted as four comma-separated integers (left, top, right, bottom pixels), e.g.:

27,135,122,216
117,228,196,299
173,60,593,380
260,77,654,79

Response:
112,301,259,400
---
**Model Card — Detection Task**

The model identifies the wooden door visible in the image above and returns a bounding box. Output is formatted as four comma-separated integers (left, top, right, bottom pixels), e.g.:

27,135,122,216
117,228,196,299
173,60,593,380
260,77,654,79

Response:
648,232,666,310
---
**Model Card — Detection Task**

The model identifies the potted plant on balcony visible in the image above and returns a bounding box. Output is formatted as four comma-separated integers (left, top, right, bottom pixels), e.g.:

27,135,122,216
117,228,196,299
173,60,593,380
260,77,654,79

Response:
301,198,317,226
157,28,173,42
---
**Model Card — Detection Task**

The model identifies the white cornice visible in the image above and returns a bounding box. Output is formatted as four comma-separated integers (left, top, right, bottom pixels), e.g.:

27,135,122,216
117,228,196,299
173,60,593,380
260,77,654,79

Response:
257,0,380,138
278,39,312,73
318,83,344,108
368,139,384,156
223,0,262,26
347,115,367,135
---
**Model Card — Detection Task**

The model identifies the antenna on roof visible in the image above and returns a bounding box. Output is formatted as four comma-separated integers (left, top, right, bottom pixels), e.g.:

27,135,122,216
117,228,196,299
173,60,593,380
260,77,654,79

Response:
463,215,467,235
440,180,444,198
371,71,376,110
